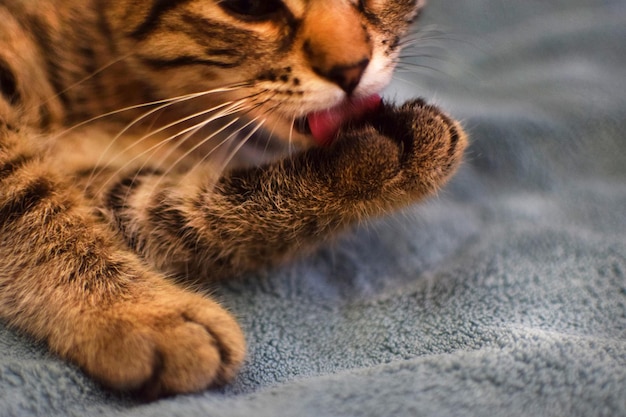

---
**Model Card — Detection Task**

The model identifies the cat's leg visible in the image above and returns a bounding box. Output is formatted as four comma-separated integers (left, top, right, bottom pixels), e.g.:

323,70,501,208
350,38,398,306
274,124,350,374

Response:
103,99,466,278
0,128,244,398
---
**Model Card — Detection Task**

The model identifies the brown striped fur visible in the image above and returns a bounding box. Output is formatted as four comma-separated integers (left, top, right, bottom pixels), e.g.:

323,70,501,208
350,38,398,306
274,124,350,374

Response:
0,0,466,398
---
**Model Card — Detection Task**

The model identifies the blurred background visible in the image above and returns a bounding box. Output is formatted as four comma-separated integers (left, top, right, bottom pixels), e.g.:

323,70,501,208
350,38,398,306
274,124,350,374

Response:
391,0,626,188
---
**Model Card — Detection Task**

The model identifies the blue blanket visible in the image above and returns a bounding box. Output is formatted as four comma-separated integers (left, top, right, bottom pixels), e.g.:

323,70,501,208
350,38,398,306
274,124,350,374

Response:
2,0,625,416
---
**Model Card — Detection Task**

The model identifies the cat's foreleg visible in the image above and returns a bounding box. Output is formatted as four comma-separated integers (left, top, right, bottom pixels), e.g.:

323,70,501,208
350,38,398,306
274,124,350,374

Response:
107,99,466,278
0,128,244,398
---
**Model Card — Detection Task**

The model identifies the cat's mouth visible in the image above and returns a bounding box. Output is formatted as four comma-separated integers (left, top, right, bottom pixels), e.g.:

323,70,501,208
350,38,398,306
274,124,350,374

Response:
239,94,383,160
294,94,382,146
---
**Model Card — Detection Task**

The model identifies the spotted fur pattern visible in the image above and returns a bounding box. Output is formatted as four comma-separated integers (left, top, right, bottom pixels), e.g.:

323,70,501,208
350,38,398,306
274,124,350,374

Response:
0,0,466,398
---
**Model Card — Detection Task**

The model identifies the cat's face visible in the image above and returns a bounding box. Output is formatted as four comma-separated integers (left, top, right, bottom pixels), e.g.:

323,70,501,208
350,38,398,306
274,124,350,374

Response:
105,0,423,149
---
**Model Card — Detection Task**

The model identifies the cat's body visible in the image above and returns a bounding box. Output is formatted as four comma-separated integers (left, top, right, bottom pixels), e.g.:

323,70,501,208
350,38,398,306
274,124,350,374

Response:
0,0,466,398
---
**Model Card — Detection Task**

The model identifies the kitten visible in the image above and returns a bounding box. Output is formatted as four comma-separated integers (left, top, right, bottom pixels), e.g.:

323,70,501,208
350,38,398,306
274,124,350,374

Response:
0,0,466,398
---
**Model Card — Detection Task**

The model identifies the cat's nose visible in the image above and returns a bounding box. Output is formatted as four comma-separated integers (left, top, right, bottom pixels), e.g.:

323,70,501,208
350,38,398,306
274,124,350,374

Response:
317,59,370,95
301,1,372,95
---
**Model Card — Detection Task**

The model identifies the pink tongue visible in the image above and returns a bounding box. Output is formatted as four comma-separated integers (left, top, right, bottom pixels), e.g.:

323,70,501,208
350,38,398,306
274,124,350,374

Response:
307,94,382,146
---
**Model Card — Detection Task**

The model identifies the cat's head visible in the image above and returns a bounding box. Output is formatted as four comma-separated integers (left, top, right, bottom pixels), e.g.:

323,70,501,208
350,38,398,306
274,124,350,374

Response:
104,0,424,151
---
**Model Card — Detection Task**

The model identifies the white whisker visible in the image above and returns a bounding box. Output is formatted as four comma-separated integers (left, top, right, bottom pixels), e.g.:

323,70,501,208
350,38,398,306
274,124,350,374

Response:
287,115,297,156
52,83,252,141
148,117,254,195
81,100,239,190
139,93,269,176
170,101,273,182
121,117,243,204
394,62,449,76
89,97,256,197
110,85,275,202
260,115,282,162
399,52,447,62
216,119,267,175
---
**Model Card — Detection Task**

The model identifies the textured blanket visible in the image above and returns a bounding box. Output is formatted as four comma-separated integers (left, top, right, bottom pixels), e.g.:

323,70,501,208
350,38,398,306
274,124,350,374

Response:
1,0,625,416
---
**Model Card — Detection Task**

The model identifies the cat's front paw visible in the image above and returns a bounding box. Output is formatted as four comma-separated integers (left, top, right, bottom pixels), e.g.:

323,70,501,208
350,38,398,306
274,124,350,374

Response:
325,98,467,207
376,98,467,193
58,285,245,398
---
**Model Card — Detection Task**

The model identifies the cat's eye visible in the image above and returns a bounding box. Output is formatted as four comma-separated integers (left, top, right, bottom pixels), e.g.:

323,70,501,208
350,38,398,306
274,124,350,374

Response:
219,0,284,20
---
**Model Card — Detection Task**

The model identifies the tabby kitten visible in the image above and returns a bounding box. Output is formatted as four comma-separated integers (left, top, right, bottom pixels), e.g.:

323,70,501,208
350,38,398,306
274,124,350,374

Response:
0,0,466,398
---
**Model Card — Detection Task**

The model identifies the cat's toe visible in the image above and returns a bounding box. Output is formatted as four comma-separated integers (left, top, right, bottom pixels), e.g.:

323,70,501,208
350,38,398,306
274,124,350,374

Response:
143,298,245,397
69,288,245,398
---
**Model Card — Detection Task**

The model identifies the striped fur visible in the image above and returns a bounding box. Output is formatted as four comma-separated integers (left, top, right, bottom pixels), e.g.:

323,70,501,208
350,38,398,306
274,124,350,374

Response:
0,0,466,398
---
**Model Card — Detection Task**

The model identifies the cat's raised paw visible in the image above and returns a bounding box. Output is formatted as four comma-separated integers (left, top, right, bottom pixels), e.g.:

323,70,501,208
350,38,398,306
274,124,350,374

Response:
321,98,467,207
376,98,468,193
